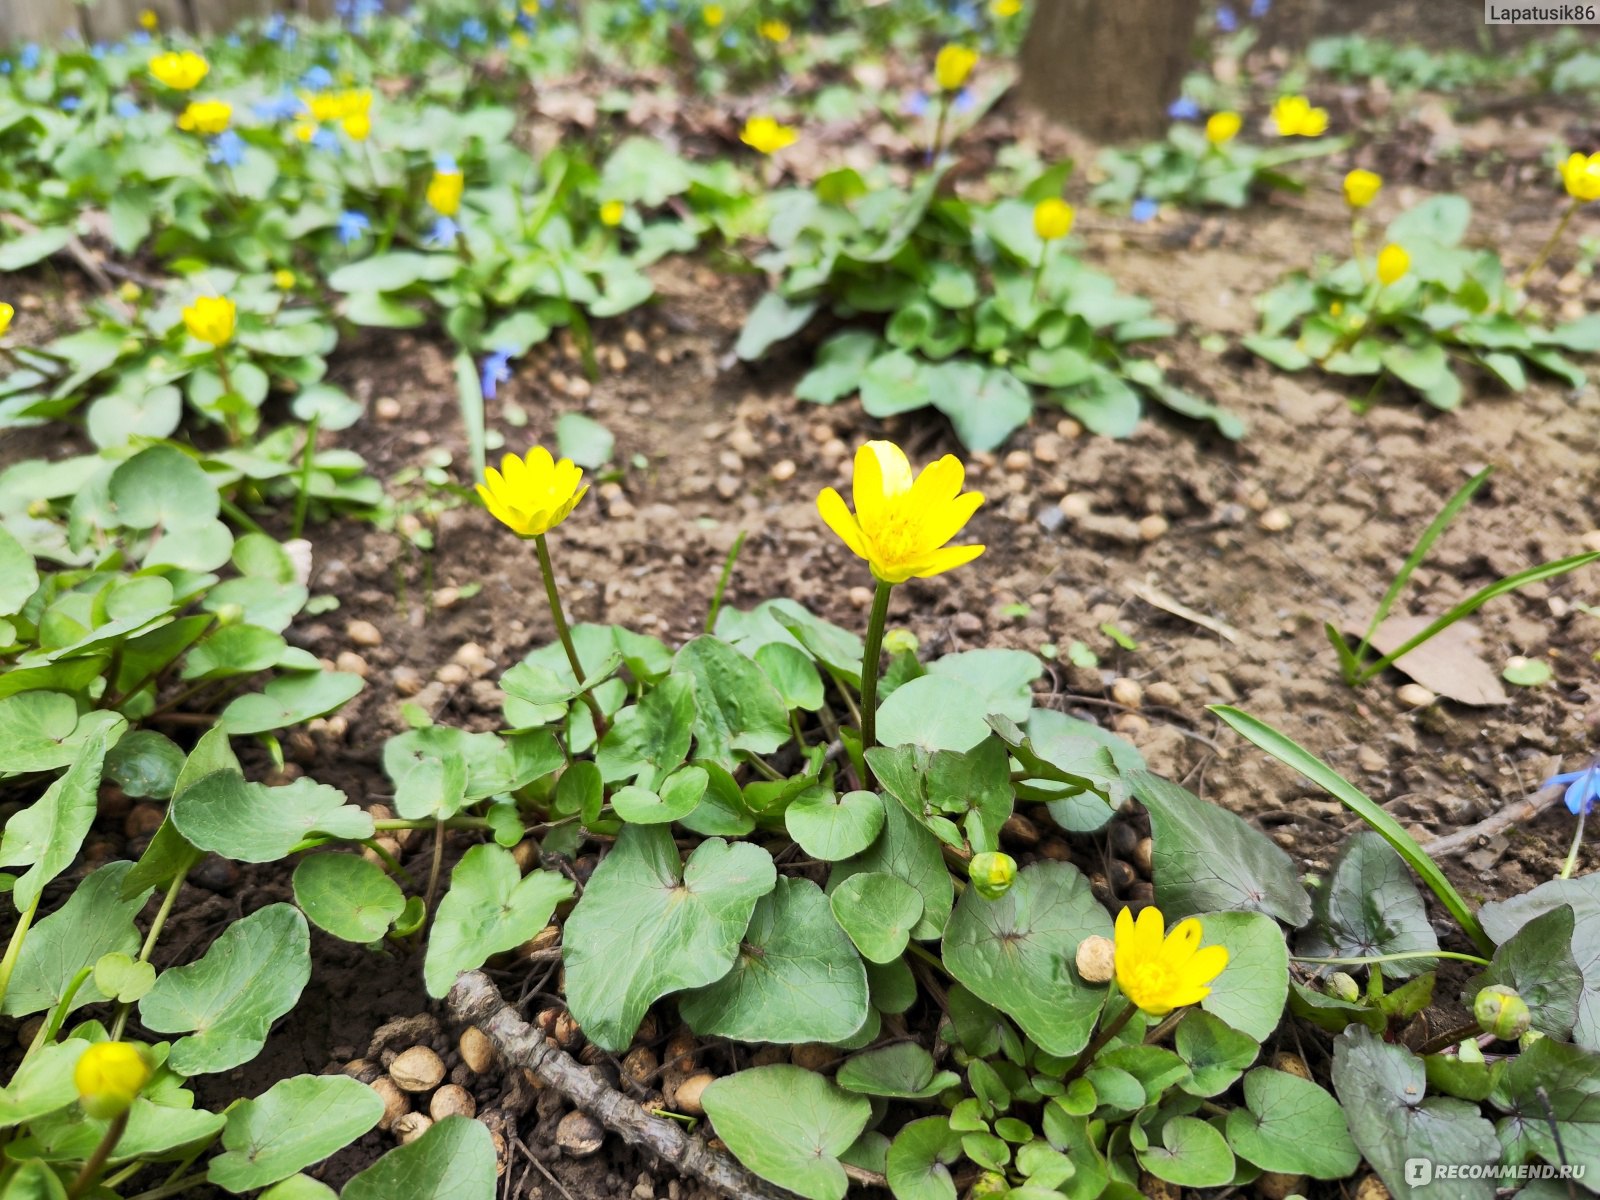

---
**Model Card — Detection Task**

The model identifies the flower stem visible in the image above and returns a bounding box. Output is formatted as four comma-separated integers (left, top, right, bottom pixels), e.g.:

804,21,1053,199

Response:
1350,213,1369,283
112,871,186,1040
1517,197,1579,295
68,1113,128,1200
929,95,950,164
858,580,894,782
212,347,239,444
0,893,40,1013
1561,805,1587,881
1062,998,1139,1085
534,533,608,739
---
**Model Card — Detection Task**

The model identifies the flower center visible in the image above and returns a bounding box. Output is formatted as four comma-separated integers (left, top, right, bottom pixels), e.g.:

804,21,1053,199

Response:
1123,961,1178,1010
867,500,920,566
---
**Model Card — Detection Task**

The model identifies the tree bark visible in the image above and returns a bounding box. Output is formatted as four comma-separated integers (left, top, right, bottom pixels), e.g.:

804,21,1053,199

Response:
1018,0,1202,143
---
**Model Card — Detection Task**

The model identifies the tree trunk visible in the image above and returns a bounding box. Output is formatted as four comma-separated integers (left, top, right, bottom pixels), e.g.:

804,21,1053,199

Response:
1018,0,1202,143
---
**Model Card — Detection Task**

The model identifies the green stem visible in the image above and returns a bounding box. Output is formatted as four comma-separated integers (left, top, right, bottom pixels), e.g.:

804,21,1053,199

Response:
1561,805,1587,881
929,95,950,164
112,871,186,1040
421,818,446,929
1417,1020,1491,1057
212,348,239,445
534,533,608,738
1292,950,1491,968
68,1112,128,1200
0,893,41,1013
1351,213,1369,283
704,530,748,635
290,412,319,540
1062,998,1139,1086
857,580,893,781
373,816,491,832
126,1172,211,1200
1516,197,1580,294
34,967,93,1059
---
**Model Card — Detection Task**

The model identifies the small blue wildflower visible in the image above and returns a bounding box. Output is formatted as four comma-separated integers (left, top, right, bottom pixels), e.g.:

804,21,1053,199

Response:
459,16,487,40
59,95,81,112
130,31,152,45
721,31,737,47
428,215,461,245
435,153,458,173
1216,4,1237,31
1131,196,1159,223
336,210,371,245
114,96,141,119
263,13,288,40
20,44,40,70
480,349,514,399
1168,96,1200,121
904,91,931,118
953,87,977,114
300,65,334,89
311,127,342,154
0,63,9,75
1545,762,1600,815
1250,0,1270,15
209,129,245,167
91,43,108,59
253,90,304,121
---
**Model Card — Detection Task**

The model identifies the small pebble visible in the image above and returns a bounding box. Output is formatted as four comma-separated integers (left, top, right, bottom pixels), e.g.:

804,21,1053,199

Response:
389,1046,445,1092
335,650,369,677
347,619,382,647
771,459,796,481
1397,683,1437,709
374,397,402,421
1137,514,1169,542
1259,508,1292,532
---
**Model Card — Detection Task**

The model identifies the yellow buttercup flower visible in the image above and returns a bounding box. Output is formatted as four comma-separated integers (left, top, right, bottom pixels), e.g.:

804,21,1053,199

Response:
759,18,791,43
1033,198,1075,241
703,3,725,26
1271,94,1328,138
1560,151,1600,203
600,200,626,227
342,110,371,141
935,43,979,92
138,8,159,30
273,269,296,290
1377,243,1410,285
427,167,465,216
740,115,797,156
148,50,208,91
991,0,1023,16
1205,111,1241,146
0,302,12,337
477,447,588,539
1343,168,1382,209
817,441,985,584
1113,906,1229,1017
182,295,236,346
176,99,232,135
74,1042,152,1120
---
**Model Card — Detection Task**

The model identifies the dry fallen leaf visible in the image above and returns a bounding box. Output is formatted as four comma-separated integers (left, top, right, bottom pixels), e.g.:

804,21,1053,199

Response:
1344,615,1508,706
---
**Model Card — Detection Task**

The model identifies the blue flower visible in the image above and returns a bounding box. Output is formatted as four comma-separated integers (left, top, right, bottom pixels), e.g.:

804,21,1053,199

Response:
1250,0,1270,15
253,90,304,121
209,129,245,166
336,210,371,245
130,31,152,45
59,95,81,112
300,65,334,89
435,152,458,173
311,127,342,155
904,91,931,117
428,215,461,245
1545,762,1600,816
1216,4,1238,31
459,16,487,40
1131,196,1159,224
114,96,141,119
20,44,40,70
953,87,977,114
1168,96,1200,121
480,349,515,399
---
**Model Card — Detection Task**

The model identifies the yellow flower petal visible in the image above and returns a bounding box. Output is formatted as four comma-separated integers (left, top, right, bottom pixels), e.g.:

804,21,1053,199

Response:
817,487,871,559
899,542,985,582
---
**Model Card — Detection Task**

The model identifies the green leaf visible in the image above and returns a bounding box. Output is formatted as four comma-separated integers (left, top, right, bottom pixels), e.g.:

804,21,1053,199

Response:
875,675,993,753
1332,1025,1500,1200
1135,1115,1234,1188
679,876,868,1044
737,292,820,361
926,649,1042,724
342,1116,498,1200
596,673,695,785
1226,1067,1360,1178
0,227,72,270
1488,1037,1600,1184
259,1177,337,1200
885,1117,964,1200
860,350,931,418
672,636,790,770
563,824,776,1050
93,952,155,1003
702,1066,871,1200
0,694,122,776
1,863,147,1017
1301,831,1438,975
210,1074,385,1192
139,903,312,1074
424,846,574,998
1173,1009,1259,1097
611,765,709,825
796,332,877,405
0,1041,84,1129
382,727,470,822
785,787,884,862
327,251,459,293
0,728,110,911
1,1159,68,1199
755,642,825,712
837,1043,959,1100
0,525,39,615
220,671,363,736
1130,770,1312,927
1480,875,1600,1050
1471,904,1582,1038
171,771,372,863
121,724,233,898
1196,910,1291,1043
182,625,287,681
830,872,923,963
554,412,614,469
292,854,407,945
104,731,185,800
942,862,1111,1057
108,444,220,530
926,363,1032,453
1387,195,1472,248
829,795,954,940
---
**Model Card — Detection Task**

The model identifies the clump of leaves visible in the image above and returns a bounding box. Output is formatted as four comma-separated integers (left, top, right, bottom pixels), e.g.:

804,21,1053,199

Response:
1092,122,1341,210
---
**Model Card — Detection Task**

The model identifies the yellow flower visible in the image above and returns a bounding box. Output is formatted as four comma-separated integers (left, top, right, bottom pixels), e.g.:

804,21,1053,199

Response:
759,18,791,43
740,115,797,156
176,99,232,135
704,3,725,26
0,302,12,337
477,447,588,538
74,1042,152,1120
1377,243,1410,285
1033,198,1075,241
1560,151,1600,203
600,200,626,227
1271,94,1328,138
273,269,297,290
1113,906,1229,1017
138,8,159,30
342,110,371,141
817,441,985,584
148,50,208,91
935,43,979,92
991,0,1023,16
182,295,236,346
1205,111,1242,146
1343,168,1382,209
427,168,465,216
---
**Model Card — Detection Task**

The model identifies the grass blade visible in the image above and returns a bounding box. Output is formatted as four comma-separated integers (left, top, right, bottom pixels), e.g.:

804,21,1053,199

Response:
1209,704,1493,955
1353,466,1491,667
453,350,486,483
1324,621,1362,686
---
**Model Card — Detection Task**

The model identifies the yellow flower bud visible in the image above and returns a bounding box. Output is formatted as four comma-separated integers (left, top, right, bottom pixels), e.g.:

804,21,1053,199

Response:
176,99,232,136
759,18,791,43
1376,243,1410,285
75,1042,152,1120
1205,111,1242,145
148,50,208,91
1474,985,1531,1041
138,8,159,30
1033,198,1075,241
427,168,465,216
935,43,979,92
968,852,1017,900
600,200,626,227
883,628,919,656
273,269,297,290
182,295,236,346
0,302,12,337
991,0,1023,16
1271,94,1328,138
1560,151,1600,203
739,115,797,156
341,110,371,141
117,281,143,304
703,4,725,27
1343,168,1382,209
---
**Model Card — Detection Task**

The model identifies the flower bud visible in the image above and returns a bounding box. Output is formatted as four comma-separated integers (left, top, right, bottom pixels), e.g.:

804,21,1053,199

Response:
214,603,246,627
1075,934,1115,984
1325,972,1361,1002
1520,1028,1546,1052
117,281,143,304
967,852,1016,900
75,1041,152,1119
1474,985,1530,1041
883,628,919,656
968,1171,1009,1199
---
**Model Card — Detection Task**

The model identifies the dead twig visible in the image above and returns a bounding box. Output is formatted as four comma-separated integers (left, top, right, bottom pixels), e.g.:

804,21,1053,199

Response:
1421,782,1562,859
